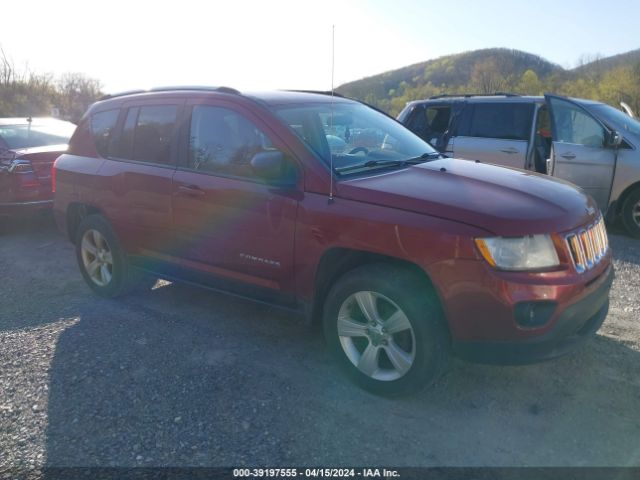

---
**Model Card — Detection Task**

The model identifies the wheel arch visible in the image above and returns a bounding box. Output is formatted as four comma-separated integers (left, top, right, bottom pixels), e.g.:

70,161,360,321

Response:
66,203,104,244
615,181,640,215
310,247,446,328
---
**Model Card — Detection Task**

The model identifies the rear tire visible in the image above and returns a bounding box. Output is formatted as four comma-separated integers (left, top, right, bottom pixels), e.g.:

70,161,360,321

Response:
75,214,146,297
621,187,640,239
323,264,449,396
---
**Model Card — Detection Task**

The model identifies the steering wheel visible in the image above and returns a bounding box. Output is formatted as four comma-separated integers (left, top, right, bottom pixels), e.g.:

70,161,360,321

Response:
348,147,369,155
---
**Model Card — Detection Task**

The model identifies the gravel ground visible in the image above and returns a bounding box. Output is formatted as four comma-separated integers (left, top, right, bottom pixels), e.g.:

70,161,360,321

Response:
0,215,639,473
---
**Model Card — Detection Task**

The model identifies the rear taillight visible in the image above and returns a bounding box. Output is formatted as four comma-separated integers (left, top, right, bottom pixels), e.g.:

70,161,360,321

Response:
8,159,34,173
8,159,39,189
52,162,57,193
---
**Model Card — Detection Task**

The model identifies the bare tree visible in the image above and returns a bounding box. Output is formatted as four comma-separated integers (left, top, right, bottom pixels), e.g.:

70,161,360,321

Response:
55,72,103,122
471,59,507,94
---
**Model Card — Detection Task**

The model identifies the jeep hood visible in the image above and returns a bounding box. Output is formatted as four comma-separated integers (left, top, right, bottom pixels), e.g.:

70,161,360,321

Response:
337,158,597,236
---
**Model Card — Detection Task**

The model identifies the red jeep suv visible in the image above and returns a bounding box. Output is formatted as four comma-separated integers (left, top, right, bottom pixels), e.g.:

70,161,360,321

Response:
53,87,613,395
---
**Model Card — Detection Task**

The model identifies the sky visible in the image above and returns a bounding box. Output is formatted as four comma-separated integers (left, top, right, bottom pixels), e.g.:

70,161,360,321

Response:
1,0,639,93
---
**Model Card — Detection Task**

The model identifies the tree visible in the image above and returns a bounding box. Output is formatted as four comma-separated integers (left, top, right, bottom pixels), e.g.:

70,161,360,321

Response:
470,59,507,94
518,69,542,95
55,73,103,122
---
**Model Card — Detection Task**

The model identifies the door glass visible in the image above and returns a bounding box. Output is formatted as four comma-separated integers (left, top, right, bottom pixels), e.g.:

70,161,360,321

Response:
132,105,178,164
91,109,120,157
110,105,179,164
406,106,450,142
468,103,532,140
188,106,275,178
549,98,605,148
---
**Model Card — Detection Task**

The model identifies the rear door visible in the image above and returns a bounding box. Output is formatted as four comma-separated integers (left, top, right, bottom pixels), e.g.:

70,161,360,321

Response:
545,94,615,211
452,102,533,168
97,100,184,253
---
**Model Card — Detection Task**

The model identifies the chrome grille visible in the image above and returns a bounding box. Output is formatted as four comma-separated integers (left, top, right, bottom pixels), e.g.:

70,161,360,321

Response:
566,217,609,273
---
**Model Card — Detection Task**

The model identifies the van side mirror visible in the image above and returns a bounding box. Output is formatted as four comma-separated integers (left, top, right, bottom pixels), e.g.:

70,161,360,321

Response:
250,150,296,187
606,130,623,148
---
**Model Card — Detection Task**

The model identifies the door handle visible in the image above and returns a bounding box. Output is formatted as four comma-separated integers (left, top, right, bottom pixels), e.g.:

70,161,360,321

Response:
176,185,205,196
500,148,519,154
561,153,576,160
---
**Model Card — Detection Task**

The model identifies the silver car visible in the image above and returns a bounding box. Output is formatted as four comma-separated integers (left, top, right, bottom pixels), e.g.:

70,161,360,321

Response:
398,93,640,238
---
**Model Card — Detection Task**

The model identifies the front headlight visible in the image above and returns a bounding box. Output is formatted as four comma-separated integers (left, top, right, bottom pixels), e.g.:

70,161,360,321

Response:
475,234,560,271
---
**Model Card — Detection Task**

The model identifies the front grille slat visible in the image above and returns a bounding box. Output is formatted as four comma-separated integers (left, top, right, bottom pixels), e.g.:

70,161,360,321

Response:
566,217,608,274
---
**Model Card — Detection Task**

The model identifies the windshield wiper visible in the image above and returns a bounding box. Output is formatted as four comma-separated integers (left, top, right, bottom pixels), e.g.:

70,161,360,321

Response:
403,151,444,163
334,152,442,174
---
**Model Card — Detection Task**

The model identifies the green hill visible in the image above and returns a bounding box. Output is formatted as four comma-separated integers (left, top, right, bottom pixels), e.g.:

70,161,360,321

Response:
573,48,640,76
336,47,640,116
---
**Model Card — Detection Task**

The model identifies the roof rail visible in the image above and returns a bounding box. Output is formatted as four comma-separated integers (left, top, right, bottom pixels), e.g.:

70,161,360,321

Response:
428,92,520,99
99,86,240,101
150,85,240,94
285,89,345,98
99,89,146,101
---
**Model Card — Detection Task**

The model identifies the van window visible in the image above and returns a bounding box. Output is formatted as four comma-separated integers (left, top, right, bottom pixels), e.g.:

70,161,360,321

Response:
112,105,178,164
406,105,451,142
91,109,120,157
466,103,533,141
188,106,275,178
550,99,605,148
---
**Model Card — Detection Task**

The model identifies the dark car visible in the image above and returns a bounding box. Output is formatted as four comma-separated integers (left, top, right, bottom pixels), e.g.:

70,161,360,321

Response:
53,87,613,396
0,117,76,217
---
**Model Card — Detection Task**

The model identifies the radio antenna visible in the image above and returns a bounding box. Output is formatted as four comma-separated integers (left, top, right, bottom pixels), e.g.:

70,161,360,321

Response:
328,24,335,204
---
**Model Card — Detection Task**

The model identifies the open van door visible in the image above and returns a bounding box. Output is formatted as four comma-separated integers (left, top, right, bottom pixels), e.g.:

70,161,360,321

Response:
545,94,617,212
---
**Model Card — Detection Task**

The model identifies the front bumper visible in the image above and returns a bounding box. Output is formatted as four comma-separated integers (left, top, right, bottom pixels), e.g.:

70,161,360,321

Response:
452,266,614,365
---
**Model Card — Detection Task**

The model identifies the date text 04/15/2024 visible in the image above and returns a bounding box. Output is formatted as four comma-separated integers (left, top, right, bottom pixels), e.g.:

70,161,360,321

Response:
232,468,400,478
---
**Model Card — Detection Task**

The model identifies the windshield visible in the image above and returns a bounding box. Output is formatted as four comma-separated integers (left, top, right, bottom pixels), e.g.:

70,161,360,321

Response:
0,121,76,149
590,103,640,137
274,102,438,174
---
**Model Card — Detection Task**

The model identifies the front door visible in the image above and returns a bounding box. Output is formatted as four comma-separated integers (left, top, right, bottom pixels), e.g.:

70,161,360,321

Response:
545,94,616,211
171,101,299,298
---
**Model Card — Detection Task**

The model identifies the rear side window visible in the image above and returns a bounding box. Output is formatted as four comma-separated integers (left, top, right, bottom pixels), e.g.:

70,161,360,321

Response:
112,105,178,164
464,103,533,141
91,110,120,157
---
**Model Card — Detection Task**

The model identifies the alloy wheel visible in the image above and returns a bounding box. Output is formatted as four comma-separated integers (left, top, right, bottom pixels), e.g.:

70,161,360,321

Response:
633,199,640,227
80,229,113,286
337,291,416,381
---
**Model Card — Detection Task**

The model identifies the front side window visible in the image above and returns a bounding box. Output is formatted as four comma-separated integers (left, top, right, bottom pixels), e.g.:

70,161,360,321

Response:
188,106,275,178
467,103,533,141
549,98,605,148
112,105,178,164
274,102,438,175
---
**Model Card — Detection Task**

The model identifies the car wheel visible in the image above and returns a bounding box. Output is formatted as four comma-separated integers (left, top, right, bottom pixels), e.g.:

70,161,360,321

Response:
621,187,640,239
323,264,449,396
75,214,143,297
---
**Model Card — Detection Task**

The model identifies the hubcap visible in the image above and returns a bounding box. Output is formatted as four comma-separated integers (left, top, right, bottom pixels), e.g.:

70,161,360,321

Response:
633,200,640,227
81,229,113,287
337,291,415,381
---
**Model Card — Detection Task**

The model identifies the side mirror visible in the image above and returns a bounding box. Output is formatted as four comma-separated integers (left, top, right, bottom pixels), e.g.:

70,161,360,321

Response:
250,150,296,187
606,130,623,148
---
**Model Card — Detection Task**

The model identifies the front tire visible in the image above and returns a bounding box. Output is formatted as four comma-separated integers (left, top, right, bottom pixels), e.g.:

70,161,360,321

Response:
75,214,144,297
323,264,449,396
621,187,640,239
